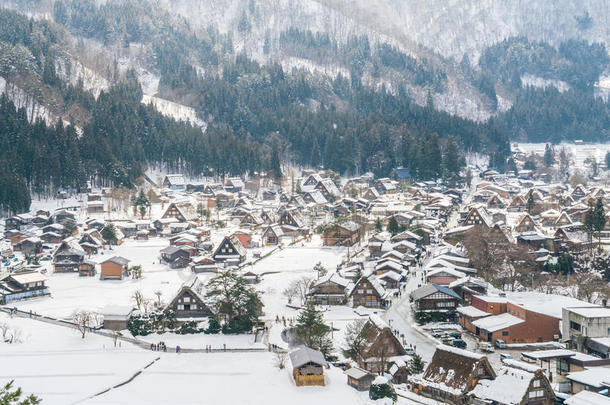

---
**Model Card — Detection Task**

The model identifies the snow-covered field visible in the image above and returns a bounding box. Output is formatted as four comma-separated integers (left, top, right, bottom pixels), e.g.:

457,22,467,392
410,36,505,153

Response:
82,351,384,405
0,312,157,405
12,238,192,319
513,142,610,168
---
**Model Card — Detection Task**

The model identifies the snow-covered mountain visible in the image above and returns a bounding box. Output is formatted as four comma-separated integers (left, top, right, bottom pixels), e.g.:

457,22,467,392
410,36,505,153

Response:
0,0,608,122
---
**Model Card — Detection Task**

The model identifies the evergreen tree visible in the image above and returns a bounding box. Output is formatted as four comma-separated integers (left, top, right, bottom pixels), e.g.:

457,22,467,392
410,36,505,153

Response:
387,217,401,236
0,380,40,405
374,218,383,232
205,269,260,333
295,303,333,357
583,200,597,250
526,191,535,213
543,144,555,167
131,190,151,219
408,353,426,374
593,197,607,246
101,223,118,246
270,141,282,181
442,136,461,185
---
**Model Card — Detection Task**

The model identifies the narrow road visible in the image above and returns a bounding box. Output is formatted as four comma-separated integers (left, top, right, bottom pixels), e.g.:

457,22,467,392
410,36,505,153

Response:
383,261,438,362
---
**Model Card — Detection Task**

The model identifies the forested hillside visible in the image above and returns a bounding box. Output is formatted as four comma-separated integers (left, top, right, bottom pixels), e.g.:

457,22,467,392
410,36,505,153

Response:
0,0,609,214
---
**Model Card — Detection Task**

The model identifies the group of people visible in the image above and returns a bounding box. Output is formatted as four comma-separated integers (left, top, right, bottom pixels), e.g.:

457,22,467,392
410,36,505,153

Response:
150,341,167,352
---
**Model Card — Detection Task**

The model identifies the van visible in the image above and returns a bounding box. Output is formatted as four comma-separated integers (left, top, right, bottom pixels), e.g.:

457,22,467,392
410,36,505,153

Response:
495,339,507,349
479,342,495,353
500,353,513,361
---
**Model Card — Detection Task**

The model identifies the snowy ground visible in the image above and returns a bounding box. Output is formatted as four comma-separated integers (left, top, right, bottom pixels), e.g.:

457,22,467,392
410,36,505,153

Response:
0,312,157,405
82,351,398,405
513,142,610,168
12,238,193,319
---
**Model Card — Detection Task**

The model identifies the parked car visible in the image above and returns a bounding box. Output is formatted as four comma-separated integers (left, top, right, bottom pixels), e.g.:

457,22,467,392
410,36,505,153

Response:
521,353,536,363
452,339,467,349
404,347,416,356
479,343,495,353
448,331,462,339
495,339,507,349
432,329,444,338
500,353,513,361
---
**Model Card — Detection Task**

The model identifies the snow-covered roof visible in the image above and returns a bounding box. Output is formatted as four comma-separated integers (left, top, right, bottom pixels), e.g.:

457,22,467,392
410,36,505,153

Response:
289,347,327,369
564,391,610,405
471,313,524,332
456,306,490,318
566,367,610,388
9,271,46,284
471,366,537,405
565,306,610,319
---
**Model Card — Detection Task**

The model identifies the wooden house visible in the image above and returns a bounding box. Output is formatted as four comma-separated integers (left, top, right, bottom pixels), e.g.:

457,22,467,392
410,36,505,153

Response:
99,256,130,280
78,260,97,277
514,214,538,234
278,208,307,231
240,213,264,228
212,235,246,264
14,237,42,256
315,178,341,200
52,209,76,226
308,273,350,305
53,239,85,273
357,315,407,373
160,246,191,268
322,221,361,247
161,202,197,223
345,367,375,391
410,284,461,313
348,275,389,309
0,271,50,304
290,347,327,387
224,177,244,193
507,195,526,212
162,174,186,190
486,194,504,209
471,363,555,405
262,225,284,246
363,188,380,201
409,345,495,404
165,278,213,320
462,207,492,228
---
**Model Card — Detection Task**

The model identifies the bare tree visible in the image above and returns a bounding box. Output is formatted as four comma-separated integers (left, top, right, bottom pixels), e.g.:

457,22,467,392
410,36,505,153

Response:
291,276,314,306
274,351,288,369
282,284,298,305
72,311,101,339
343,319,368,361
154,290,163,308
462,227,510,281
132,290,147,312
0,322,9,342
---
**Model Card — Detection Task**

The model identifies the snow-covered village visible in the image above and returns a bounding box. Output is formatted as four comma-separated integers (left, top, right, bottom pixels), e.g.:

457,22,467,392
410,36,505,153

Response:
0,142,610,405
1,1,610,404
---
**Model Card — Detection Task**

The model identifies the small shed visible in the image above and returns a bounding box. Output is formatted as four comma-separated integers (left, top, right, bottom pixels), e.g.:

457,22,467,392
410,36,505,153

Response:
290,347,327,387
100,256,130,280
345,367,375,391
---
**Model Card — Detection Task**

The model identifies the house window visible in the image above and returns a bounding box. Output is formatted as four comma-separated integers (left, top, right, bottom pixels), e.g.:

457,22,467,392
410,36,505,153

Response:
177,304,184,310
533,380,540,388
358,289,364,294
183,296,190,303
570,321,581,332
367,289,373,294
477,367,483,376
